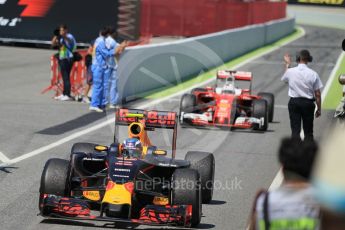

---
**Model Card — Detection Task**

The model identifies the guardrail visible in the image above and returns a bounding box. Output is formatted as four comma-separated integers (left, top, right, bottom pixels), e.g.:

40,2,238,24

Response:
118,18,295,102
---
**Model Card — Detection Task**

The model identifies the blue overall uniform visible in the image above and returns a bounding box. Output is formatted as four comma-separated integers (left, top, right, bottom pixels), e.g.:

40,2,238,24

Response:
90,39,115,108
104,36,119,106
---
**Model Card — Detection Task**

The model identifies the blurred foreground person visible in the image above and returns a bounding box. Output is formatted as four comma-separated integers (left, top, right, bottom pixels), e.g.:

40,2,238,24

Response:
312,126,345,230
248,138,320,230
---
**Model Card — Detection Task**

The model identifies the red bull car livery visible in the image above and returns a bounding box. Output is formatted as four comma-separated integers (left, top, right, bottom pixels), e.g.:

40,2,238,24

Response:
39,108,215,228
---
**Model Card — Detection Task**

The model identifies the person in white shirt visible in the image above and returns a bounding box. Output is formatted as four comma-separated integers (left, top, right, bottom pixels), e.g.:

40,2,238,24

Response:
281,50,323,141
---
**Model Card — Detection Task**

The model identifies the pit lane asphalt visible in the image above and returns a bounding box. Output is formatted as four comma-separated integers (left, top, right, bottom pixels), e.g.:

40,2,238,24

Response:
0,25,343,230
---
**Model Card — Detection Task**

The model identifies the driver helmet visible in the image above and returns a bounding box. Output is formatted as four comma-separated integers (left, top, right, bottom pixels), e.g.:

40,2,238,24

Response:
123,138,143,158
223,83,235,91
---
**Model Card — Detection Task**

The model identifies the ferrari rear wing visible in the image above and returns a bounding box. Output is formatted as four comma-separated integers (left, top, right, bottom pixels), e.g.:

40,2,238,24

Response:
217,70,252,81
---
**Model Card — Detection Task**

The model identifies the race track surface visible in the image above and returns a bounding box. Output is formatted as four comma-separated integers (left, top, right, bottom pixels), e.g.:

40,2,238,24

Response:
0,25,343,230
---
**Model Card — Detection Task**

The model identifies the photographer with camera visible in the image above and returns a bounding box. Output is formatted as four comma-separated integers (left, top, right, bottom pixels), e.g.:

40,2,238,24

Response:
51,24,77,101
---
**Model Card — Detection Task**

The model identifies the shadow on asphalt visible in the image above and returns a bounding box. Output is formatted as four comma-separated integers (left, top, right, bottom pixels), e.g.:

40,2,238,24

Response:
206,200,227,205
36,112,108,135
0,166,18,173
196,223,216,229
231,129,275,134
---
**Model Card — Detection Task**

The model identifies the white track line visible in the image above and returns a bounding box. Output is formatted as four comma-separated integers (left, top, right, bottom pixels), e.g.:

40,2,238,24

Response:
0,27,306,168
0,151,10,163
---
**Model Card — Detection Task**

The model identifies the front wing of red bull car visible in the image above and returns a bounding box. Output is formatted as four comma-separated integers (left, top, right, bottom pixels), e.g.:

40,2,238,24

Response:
39,109,215,228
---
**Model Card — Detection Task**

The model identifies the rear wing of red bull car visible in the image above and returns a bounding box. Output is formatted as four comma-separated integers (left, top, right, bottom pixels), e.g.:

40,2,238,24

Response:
115,108,178,158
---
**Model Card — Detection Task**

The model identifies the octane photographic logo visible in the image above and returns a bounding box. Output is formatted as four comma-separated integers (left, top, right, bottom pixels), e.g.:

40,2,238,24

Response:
0,0,55,27
106,39,231,156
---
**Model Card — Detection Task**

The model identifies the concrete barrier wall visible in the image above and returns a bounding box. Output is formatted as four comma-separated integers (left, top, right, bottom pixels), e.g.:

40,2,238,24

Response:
118,18,295,102
265,18,296,44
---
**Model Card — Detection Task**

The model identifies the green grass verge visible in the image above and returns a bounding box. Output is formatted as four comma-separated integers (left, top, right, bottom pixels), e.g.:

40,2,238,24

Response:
323,53,345,110
140,27,304,100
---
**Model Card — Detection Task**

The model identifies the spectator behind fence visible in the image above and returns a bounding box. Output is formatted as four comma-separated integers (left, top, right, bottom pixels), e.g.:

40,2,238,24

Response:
312,126,345,229
248,138,320,230
51,24,76,101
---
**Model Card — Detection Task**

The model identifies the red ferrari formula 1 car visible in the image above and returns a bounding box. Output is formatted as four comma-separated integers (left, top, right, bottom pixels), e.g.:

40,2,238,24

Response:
39,108,215,228
179,70,274,131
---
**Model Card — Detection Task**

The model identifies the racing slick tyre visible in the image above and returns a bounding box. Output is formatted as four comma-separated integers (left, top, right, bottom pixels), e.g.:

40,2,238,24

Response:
39,158,70,211
258,92,274,122
252,99,268,131
185,151,215,204
191,88,207,94
71,142,97,155
172,168,201,227
180,94,196,113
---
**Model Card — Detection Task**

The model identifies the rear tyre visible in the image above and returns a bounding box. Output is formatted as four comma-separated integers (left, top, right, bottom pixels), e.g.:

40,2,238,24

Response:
39,158,70,211
258,92,274,122
172,168,201,227
185,151,215,204
252,99,268,131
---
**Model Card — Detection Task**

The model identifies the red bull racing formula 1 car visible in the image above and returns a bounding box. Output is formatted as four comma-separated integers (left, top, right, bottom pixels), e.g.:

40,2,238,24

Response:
39,108,215,228
179,70,274,131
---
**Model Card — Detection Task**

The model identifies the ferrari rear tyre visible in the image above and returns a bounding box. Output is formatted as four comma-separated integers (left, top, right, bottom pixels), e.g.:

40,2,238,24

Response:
252,99,268,131
258,92,274,122
71,142,97,155
172,168,201,227
185,151,215,204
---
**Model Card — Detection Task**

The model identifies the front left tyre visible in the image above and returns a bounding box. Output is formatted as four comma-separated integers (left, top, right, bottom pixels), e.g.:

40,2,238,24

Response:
39,158,70,212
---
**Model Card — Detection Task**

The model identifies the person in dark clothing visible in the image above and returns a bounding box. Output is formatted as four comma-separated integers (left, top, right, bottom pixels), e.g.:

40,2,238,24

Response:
51,24,77,101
